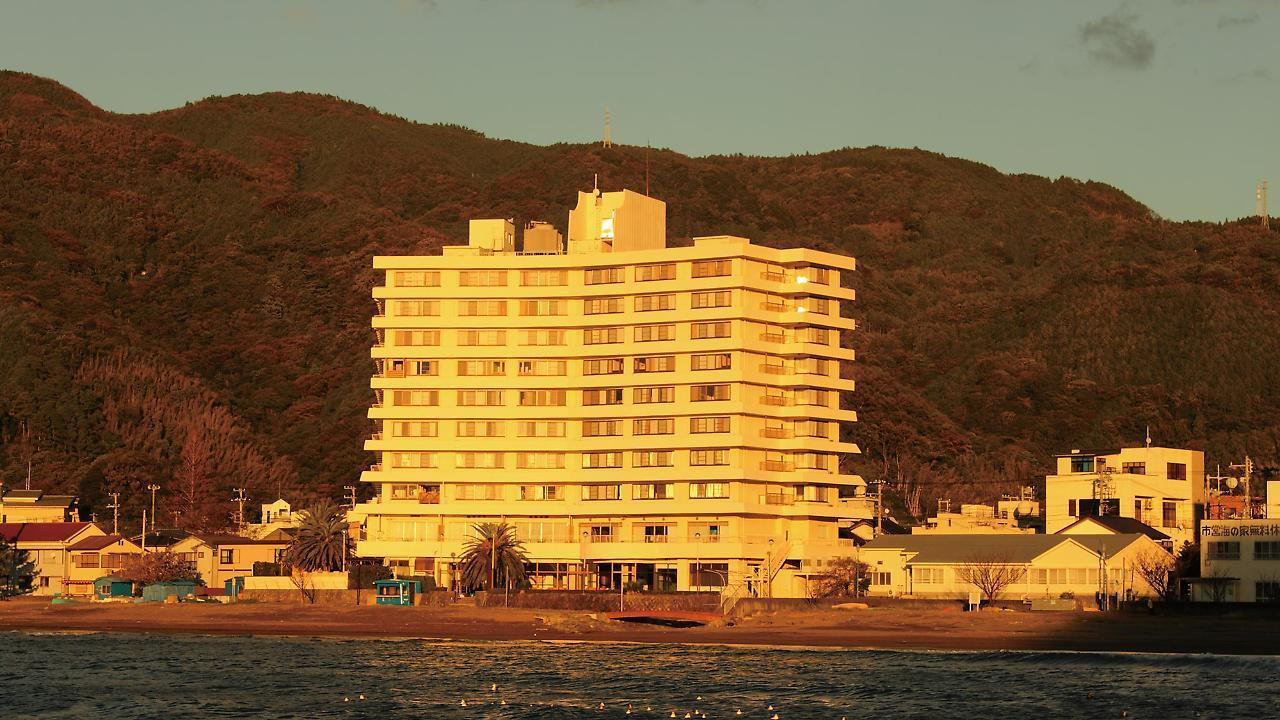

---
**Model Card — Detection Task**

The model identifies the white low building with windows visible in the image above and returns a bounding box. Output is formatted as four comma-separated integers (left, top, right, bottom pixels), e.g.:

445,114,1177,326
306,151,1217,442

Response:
1194,519,1280,603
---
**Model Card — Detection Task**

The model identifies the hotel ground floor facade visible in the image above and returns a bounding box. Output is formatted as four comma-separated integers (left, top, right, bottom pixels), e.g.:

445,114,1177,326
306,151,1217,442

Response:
351,493,873,599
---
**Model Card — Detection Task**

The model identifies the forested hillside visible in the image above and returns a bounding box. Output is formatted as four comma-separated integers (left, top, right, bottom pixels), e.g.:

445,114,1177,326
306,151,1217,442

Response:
2,70,1277,530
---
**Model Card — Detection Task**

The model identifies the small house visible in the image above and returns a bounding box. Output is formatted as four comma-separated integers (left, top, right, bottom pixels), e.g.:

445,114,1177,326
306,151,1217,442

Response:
93,575,135,600
374,578,423,606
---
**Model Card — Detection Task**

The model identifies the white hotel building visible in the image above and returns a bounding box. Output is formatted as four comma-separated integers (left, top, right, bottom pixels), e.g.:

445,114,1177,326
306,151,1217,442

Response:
349,188,866,598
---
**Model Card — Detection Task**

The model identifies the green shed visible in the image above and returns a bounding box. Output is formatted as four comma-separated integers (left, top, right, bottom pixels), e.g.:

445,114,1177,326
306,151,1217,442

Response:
94,576,135,599
142,580,198,602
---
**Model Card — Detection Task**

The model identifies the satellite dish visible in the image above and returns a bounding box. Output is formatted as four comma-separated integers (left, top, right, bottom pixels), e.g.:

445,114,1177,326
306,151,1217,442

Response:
1226,477,1240,490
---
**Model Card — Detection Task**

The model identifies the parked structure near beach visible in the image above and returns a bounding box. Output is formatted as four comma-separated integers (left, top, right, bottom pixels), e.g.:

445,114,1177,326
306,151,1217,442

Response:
861,532,1168,600
350,187,865,598
1191,518,1280,603
172,533,291,589
1044,446,1202,548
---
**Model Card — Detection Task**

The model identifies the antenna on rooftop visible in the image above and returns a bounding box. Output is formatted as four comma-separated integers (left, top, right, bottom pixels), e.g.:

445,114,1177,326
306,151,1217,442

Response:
1145,425,1152,448
603,106,612,149
1258,181,1270,229
645,139,651,196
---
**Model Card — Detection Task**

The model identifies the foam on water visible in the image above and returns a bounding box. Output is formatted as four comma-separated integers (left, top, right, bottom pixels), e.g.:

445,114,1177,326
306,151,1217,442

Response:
1,631,1274,719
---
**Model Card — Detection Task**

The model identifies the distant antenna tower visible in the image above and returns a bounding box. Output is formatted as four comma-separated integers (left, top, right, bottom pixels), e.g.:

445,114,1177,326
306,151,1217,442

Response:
603,106,612,149
1257,181,1270,229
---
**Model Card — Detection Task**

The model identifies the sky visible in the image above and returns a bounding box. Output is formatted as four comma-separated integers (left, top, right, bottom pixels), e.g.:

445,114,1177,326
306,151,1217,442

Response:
1,0,1276,221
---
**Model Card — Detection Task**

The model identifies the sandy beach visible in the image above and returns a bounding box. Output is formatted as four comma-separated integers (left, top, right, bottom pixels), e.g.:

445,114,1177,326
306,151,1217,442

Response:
2,598,1276,655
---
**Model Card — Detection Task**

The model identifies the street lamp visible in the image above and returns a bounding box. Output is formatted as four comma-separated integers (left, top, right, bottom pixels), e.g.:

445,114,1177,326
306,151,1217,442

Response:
450,552,457,598
581,530,589,591
766,538,775,606
146,484,160,545
694,532,701,592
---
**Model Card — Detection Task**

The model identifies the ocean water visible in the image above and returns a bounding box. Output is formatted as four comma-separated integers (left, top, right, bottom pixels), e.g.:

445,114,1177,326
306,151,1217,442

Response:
0,632,1276,719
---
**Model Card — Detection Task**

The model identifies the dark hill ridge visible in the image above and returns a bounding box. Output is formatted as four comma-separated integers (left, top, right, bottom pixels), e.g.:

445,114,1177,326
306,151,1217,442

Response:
1,70,1276,528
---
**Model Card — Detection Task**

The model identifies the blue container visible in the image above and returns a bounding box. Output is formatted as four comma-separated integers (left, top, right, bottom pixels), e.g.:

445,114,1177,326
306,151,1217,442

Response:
374,579,416,606
94,576,134,599
224,577,245,599
142,581,198,602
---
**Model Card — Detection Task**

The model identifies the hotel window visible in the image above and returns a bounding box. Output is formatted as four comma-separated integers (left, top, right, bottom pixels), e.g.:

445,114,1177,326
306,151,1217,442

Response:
407,360,438,376
396,300,440,316
797,453,833,471
583,451,623,469
517,421,566,437
796,357,828,375
519,299,567,316
584,267,623,285
692,321,731,339
389,484,435,501
518,389,567,407
634,483,674,500
762,451,790,471
633,386,674,404
518,360,567,376
455,484,502,501
796,388,828,406
800,297,830,315
389,452,437,469
759,324,786,343
795,420,830,439
633,450,674,468
691,290,731,309
761,263,786,282
519,484,562,500
635,324,675,342
1167,462,1187,480
634,355,675,373
690,416,730,434
584,327,622,345
391,421,438,437
456,452,504,469
1206,541,1240,561
520,269,568,286
691,353,731,371
1121,462,1146,475
633,418,675,435
583,485,622,501
690,449,729,466
585,296,625,315
636,263,676,281
640,524,672,542
635,294,675,312
392,270,441,287
1256,541,1280,560
583,358,624,375
583,420,622,437
392,390,439,406
459,329,506,346
797,266,830,285
394,330,440,346
803,326,830,345
692,259,731,278
457,390,503,407
459,270,507,287
1162,501,1178,528
583,388,624,406
520,329,566,346
459,300,507,316
692,384,730,402
1069,456,1095,473
690,482,729,499
457,360,506,376
456,421,504,438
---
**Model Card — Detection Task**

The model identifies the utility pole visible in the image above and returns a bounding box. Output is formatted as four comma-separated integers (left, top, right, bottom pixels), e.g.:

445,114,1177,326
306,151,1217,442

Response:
1258,181,1269,229
232,488,247,530
106,492,120,535
171,510,182,528
146,484,160,537
603,106,612,148
343,485,358,509
1229,456,1255,518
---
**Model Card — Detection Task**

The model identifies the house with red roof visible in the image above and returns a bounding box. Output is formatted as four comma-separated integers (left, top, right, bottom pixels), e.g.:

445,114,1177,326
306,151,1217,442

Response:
0,522,105,595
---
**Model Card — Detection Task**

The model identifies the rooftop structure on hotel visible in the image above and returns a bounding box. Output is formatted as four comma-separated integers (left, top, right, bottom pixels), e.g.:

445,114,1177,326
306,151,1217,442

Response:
350,187,864,598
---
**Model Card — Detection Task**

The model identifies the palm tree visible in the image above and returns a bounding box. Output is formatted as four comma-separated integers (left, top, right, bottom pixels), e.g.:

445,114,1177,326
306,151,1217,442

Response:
459,522,529,592
286,501,348,572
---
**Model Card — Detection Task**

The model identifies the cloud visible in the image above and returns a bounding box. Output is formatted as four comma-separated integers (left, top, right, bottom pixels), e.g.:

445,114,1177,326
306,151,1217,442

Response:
1079,12,1155,70
1218,12,1260,29
1222,67,1272,84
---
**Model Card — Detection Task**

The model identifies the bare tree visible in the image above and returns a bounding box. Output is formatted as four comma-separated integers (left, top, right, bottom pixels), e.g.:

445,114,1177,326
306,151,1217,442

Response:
1131,548,1175,599
957,554,1024,604
290,568,317,605
1200,564,1235,603
809,557,871,599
